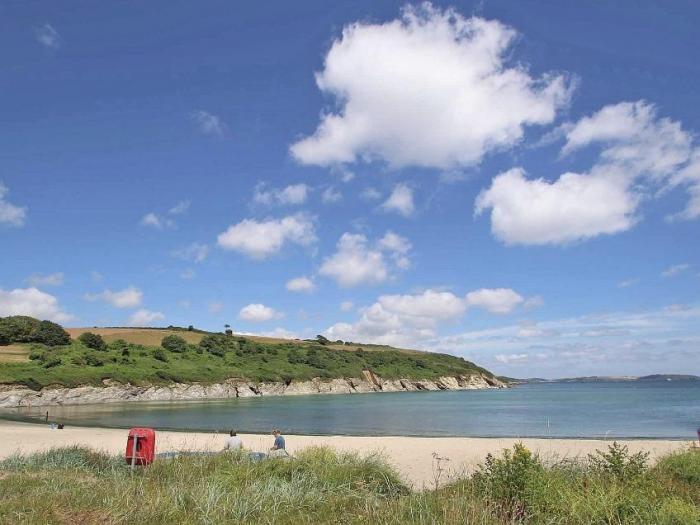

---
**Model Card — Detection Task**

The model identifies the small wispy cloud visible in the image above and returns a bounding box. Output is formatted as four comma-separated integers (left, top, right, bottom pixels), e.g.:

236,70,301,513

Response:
0,182,27,227
192,110,228,137
618,278,639,288
172,242,209,263
661,263,691,278
34,23,61,49
169,200,190,215
140,212,174,230
26,272,64,287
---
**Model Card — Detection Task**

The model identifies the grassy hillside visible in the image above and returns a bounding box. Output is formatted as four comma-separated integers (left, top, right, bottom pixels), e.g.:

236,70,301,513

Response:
0,443,697,524
0,323,495,390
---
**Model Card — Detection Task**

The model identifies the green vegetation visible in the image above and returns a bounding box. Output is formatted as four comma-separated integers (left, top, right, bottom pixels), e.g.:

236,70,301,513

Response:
0,444,697,524
0,317,493,390
77,332,107,352
0,316,70,347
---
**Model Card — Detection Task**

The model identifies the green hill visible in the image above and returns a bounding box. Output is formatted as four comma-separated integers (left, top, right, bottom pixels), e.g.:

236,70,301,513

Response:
0,317,496,390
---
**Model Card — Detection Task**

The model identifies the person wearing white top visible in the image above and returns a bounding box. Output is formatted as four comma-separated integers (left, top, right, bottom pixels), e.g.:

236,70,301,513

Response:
223,430,243,451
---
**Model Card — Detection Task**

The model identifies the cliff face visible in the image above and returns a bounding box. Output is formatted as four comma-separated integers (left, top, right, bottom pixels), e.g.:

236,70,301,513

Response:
0,372,505,408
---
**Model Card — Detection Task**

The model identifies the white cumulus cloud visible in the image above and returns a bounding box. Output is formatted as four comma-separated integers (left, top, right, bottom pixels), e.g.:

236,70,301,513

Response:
217,214,316,259
477,101,700,245
0,287,72,322
85,286,143,309
290,4,570,169
286,276,316,293
239,303,283,322
381,184,415,217
465,288,524,314
127,309,164,327
320,233,388,288
254,183,310,206
476,167,638,245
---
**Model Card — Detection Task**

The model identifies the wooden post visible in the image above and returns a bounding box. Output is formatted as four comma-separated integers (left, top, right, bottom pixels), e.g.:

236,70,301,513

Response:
130,435,139,470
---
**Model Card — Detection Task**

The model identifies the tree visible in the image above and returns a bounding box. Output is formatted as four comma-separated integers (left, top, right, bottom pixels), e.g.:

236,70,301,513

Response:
161,334,188,353
78,332,107,351
0,316,40,343
31,321,70,346
316,334,330,345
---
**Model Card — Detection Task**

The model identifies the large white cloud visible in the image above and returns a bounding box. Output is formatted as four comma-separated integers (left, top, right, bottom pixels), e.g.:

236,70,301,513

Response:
477,101,700,245
476,167,638,245
0,287,72,322
85,286,143,309
290,4,571,169
217,214,316,259
0,183,27,227
239,303,282,322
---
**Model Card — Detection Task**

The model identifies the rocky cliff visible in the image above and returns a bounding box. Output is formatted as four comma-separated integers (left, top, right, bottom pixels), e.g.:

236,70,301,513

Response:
0,372,505,408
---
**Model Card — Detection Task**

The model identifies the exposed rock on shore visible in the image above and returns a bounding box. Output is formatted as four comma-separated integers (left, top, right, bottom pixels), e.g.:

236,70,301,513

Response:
0,372,505,408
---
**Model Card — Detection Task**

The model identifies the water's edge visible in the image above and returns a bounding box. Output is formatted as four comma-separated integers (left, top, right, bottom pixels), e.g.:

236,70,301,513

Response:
0,371,505,408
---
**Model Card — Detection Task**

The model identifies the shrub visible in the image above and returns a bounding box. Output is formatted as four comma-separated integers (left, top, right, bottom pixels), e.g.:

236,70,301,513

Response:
108,339,129,353
42,356,62,368
31,320,71,346
84,353,105,367
588,441,649,480
473,443,544,521
153,348,168,362
0,329,9,346
78,332,107,351
0,316,40,343
161,334,188,353
199,334,237,357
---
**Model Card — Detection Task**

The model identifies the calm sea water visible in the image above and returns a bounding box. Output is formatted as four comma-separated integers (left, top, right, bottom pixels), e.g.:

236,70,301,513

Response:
3,381,699,439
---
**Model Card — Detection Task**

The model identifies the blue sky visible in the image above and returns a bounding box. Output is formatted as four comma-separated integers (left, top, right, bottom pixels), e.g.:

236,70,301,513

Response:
1,1,699,378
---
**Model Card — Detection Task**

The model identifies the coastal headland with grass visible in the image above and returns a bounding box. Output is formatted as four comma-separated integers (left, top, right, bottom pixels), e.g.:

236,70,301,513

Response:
0,317,504,408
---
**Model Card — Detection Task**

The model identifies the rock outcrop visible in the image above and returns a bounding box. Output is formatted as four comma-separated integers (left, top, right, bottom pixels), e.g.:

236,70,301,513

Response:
0,372,506,408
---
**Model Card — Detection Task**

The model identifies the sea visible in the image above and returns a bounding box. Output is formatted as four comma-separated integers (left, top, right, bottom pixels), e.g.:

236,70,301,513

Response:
2,380,699,439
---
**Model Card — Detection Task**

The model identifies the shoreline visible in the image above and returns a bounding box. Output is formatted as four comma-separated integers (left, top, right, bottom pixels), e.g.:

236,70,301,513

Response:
0,420,692,488
0,413,692,441
0,372,505,408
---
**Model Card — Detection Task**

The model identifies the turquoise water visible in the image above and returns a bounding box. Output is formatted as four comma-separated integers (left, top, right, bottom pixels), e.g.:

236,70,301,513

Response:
3,381,699,439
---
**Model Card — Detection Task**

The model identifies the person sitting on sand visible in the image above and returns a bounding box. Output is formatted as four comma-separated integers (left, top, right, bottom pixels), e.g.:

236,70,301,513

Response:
269,429,288,457
223,430,243,451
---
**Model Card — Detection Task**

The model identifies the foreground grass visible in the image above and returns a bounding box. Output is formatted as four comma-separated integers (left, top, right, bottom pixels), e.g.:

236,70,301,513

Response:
0,444,697,524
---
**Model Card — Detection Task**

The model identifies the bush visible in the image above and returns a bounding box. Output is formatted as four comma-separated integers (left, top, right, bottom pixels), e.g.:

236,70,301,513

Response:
84,353,105,367
588,441,649,480
153,348,168,362
161,334,188,353
42,356,62,368
78,332,107,351
473,443,544,521
0,316,40,343
30,320,71,346
199,334,237,357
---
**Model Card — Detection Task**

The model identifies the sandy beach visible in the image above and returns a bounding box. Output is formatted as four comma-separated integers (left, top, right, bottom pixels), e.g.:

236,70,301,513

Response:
0,420,691,488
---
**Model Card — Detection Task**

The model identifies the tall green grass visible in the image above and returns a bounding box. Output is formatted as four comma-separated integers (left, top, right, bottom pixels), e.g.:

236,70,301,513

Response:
0,443,697,524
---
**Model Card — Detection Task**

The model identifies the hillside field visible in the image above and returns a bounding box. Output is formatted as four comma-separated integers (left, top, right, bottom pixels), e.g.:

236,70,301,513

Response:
0,322,495,390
